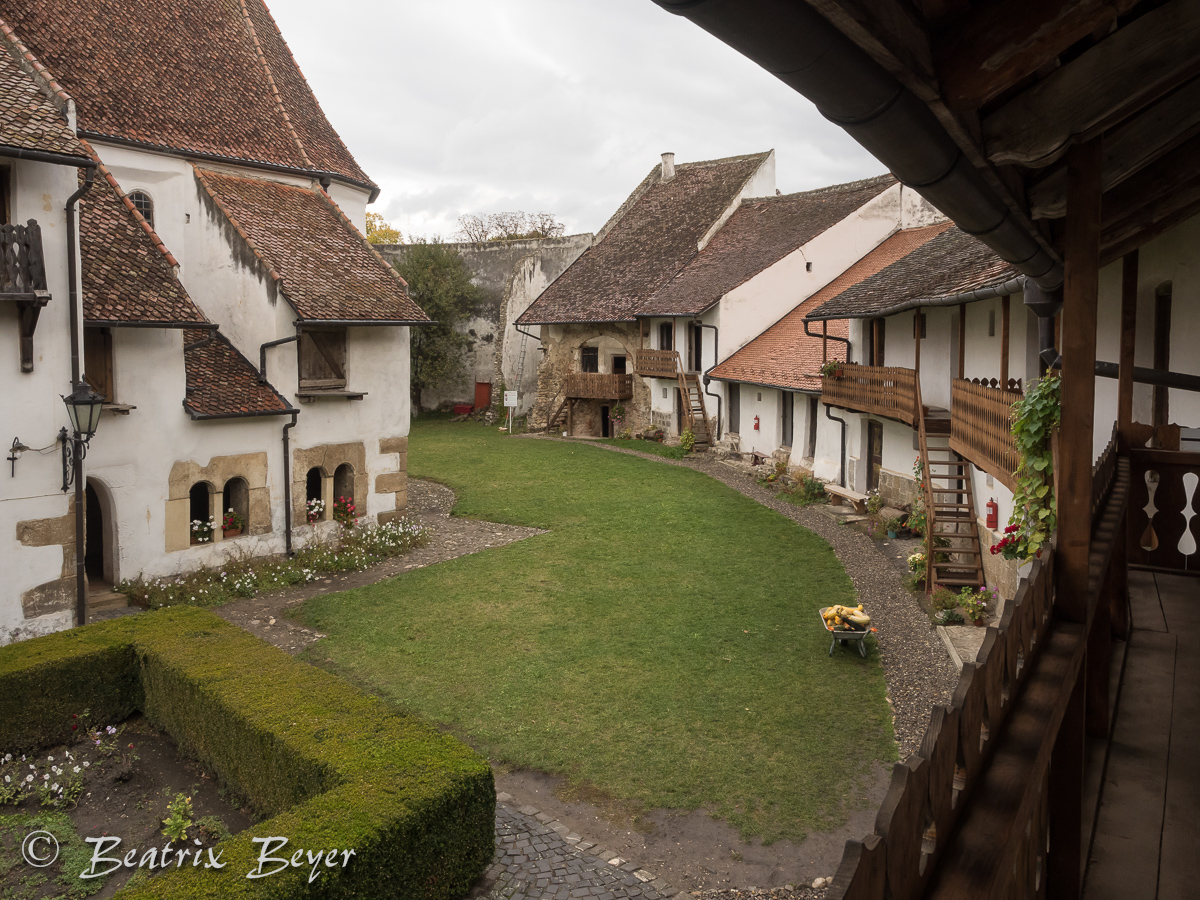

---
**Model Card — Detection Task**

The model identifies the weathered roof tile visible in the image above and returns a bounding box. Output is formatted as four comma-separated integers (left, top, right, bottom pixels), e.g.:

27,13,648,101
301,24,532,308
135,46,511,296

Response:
183,328,291,419
0,21,88,159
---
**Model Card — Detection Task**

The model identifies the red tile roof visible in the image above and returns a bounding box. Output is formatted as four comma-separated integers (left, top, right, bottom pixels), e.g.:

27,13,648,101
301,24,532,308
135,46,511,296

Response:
183,329,292,419
517,153,771,325
641,175,896,317
709,223,951,392
193,168,428,323
81,161,210,327
0,0,372,188
0,20,88,159
806,225,1021,320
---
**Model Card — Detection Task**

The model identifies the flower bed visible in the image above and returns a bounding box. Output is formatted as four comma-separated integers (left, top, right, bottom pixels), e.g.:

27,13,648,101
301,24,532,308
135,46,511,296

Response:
0,608,495,899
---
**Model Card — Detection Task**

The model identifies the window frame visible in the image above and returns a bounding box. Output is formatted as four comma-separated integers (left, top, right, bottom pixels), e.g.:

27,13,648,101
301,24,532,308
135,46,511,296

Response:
298,328,348,391
83,327,115,403
127,190,154,228
580,346,599,374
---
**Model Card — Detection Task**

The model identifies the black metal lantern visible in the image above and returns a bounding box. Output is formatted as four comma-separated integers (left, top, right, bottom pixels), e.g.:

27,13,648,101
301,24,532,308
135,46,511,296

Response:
62,383,106,441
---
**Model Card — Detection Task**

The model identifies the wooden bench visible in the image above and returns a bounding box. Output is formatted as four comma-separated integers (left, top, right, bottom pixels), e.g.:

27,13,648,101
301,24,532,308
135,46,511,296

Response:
824,484,870,514
749,451,771,466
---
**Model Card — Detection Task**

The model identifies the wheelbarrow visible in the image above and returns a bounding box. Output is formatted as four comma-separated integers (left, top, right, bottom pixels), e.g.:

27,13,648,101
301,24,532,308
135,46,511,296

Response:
819,607,871,658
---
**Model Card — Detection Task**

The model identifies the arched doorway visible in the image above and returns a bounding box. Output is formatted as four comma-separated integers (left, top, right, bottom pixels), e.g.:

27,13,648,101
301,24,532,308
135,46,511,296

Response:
85,479,117,587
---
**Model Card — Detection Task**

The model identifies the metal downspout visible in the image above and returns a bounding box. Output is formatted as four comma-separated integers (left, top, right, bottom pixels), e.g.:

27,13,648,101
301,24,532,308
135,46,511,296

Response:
282,411,299,558
66,167,95,628
825,403,848,488
260,334,299,383
804,318,850,354
697,320,722,440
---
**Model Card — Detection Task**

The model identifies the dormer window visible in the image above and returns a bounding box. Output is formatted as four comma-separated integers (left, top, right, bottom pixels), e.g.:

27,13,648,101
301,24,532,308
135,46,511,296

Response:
128,190,154,227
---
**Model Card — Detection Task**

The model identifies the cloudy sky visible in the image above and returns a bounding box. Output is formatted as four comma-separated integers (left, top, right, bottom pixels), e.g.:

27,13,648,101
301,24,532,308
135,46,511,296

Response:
269,0,885,241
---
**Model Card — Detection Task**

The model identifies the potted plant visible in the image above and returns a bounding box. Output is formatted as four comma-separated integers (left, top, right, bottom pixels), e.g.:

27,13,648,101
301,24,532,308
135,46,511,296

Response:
221,508,244,538
885,516,903,539
819,360,844,378
190,518,214,545
333,495,357,529
958,587,989,626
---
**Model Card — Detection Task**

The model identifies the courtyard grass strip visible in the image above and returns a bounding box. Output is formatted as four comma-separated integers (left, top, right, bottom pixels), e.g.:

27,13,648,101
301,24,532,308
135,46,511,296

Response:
298,422,897,844
0,607,494,899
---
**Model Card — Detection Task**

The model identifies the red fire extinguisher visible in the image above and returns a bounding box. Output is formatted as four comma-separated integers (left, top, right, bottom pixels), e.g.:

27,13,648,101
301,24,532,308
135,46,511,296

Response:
986,498,999,530
753,415,760,431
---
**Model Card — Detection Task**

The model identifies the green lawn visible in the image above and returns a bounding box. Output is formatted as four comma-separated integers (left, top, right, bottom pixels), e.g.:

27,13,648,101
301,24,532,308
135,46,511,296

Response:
298,420,895,843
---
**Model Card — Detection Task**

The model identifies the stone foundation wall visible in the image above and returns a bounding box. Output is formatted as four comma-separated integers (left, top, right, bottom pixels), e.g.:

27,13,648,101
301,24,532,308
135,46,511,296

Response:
977,523,1022,602
878,470,919,509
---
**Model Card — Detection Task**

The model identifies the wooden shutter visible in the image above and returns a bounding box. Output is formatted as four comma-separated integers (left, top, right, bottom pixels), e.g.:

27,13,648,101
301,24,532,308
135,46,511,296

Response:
299,329,347,389
83,328,114,402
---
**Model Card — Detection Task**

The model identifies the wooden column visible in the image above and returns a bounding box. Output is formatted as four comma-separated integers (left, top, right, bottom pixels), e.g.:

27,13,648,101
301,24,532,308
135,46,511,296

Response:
914,312,922,374
957,303,966,379
1059,139,1102,625
1000,295,1011,387
822,320,828,363
1117,251,1138,444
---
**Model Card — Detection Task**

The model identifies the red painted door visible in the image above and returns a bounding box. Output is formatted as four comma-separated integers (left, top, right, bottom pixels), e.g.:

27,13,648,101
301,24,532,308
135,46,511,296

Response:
474,382,492,410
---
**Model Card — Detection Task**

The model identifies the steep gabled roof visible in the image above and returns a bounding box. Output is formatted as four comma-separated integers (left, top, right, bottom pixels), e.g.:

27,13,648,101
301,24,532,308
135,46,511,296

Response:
0,22,88,160
193,168,428,324
0,0,372,189
517,152,771,325
641,174,896,317
183,328,292,419
709,223,951,392
807,225,1021,321
81,163,210,327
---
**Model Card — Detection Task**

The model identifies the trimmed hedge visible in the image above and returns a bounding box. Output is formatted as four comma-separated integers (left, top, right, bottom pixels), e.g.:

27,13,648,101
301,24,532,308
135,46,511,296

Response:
0,608,495,899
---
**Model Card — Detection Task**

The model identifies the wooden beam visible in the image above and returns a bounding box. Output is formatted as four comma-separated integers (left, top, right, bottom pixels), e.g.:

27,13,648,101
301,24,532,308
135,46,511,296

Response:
1117,250,1138,444
1101,189,1200,265
804,0,936,93
1048,665,1086,900
936,0,1134,107
1059,139,1102,625
983,0,1200,167
1028,76,1200,219
914,311,922,374
1100,131,1200,240
1000,295,1010,388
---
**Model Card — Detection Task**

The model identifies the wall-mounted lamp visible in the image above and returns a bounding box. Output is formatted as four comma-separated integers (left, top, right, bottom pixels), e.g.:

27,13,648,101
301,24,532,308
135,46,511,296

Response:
60,383,106,492
7,438,30,477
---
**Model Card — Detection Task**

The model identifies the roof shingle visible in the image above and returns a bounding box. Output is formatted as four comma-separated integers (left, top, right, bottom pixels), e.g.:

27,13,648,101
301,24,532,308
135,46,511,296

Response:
641,175,896,317
0,0,372,187
0,22,88,159
183,328,292,419
193,168,428,323
709,223,951,392
517,153,771,325
81,165,209,326
807,226,1021,320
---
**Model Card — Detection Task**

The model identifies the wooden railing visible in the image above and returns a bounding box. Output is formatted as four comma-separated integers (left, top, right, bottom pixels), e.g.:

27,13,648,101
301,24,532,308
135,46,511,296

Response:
1128,447,1200,571
1,220,48,298
949,379,1022,493
563,373,633,400
831,450,1132,900
821,363,918,425
633,348,679,378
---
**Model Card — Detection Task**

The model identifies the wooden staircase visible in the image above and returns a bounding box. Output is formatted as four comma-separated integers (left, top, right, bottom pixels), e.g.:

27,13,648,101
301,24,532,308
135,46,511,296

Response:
916,381,985,592
547,395,572,433
676,370,712,448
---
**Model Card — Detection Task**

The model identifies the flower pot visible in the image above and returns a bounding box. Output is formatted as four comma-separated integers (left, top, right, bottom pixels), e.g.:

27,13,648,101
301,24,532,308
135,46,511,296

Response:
223,528,241,539
972,617,988,627
887,530,899,539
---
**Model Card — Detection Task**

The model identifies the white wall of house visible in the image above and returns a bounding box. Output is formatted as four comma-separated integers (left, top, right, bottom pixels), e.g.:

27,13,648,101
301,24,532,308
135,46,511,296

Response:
1,158,83,643
961,294,1035,387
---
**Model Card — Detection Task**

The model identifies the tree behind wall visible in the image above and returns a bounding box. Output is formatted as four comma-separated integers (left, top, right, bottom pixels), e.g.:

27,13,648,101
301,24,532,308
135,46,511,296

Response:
393,242,484,412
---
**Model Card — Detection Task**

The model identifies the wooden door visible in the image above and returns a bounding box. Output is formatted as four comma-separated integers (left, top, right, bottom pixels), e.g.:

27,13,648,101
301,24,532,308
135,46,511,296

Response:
299,329,346,389
729,384,740,434
782,393,793,447
474,382,492,410
867,420,883,492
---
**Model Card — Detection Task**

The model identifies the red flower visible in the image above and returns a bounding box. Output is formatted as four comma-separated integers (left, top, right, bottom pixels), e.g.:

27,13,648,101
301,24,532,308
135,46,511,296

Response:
72,724,78,730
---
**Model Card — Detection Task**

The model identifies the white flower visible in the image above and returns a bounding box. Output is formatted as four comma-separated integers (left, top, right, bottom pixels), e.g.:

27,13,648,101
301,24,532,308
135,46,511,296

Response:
73,766,80,773
46,755,53,761
51,783,59,792
4,775,9,783
43,774,48,780
82,762,89,768
26,774,33,783
3,753,10,761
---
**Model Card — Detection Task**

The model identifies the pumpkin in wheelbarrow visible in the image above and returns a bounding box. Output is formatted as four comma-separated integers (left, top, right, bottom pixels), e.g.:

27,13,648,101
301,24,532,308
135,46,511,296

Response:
822,604,871,631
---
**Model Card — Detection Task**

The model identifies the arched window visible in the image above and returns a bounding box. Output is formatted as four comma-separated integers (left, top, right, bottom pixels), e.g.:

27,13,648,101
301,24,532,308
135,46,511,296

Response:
189,482,213,543
128,190,154,228
333,464,355,510
306,467,325,522
223,477,249,536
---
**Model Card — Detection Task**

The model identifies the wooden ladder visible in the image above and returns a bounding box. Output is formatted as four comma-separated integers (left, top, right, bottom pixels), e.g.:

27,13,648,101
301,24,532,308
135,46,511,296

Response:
675,362,712,448
916,379,985,593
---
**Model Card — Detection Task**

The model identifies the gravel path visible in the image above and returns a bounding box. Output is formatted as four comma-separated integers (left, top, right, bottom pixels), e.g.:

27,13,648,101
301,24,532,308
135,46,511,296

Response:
525,436,957,757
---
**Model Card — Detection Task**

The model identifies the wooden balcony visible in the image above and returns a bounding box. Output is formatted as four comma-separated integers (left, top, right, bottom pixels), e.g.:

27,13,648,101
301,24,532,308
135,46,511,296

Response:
820,363,917,425
2,220,51,373
564,372,633,400
949,379,1023,493
633,348,679,378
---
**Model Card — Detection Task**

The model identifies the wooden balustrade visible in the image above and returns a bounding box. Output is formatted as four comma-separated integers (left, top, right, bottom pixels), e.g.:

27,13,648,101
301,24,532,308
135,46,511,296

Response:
949,379,1022,493
633,349,679,378
1128,447,1200,571
831,452,1132,900
1,220,48,298
821,363,917,425
563,372,633,400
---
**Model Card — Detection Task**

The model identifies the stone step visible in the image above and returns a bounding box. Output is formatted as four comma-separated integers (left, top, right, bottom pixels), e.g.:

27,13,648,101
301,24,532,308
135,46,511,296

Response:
87,590,128,612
